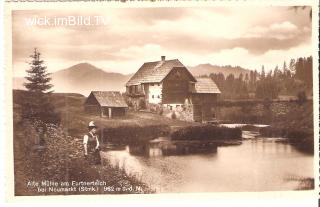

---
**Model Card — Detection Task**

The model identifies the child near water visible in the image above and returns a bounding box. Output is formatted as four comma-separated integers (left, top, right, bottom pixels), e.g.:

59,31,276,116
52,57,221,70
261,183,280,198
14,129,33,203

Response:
83,121,101,165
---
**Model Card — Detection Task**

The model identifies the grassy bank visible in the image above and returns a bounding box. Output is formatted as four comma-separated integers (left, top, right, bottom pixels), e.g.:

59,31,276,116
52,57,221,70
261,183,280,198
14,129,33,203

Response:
13,91,155,195
259,127,313,154
259,101,314,154
218,98,314,154
13,121,154,195
171,125,242,141
13,90,200,195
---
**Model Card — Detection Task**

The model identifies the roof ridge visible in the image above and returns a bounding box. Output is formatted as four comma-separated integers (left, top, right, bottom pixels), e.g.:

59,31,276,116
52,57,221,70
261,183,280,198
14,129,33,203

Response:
92,91,121,93
126,58,185,86
144,58,178,64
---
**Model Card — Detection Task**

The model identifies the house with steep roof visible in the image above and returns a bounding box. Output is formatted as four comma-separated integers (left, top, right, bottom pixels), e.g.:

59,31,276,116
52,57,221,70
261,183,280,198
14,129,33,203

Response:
126,56,221,122
84,91,128,118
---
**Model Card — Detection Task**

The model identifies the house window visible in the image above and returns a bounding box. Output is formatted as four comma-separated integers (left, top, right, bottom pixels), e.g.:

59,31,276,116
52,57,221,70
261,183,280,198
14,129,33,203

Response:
151,83,154,86
157,95,160,98
152,95,154,99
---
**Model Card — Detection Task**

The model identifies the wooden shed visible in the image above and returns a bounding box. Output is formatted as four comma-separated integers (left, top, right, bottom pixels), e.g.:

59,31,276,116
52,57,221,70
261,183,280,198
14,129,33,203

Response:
191,78,221,122
84,91,128,118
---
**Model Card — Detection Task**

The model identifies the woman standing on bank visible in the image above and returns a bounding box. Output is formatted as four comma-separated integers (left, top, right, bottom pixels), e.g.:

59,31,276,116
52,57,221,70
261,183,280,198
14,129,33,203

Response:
83,121,101,165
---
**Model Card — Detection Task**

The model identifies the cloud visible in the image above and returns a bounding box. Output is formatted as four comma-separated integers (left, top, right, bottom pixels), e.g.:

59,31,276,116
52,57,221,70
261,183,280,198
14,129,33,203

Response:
270,21,298,31
12,7,312,76
244,21,303,40
117,8,191,25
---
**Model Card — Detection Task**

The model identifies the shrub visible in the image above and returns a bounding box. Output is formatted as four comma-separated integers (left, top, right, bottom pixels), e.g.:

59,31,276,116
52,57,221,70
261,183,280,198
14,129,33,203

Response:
102,125,170,143
171,125,242,140
158,107,163,115
126,100,133,107
297,91,307,105
171,111,177,119
259,126,313,154
138,99,146,109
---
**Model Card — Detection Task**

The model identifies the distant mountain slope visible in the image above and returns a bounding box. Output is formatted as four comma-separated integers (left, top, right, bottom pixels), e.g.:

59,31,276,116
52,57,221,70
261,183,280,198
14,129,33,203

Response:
13,63,132,96
52,63,132,95
13,62,251,95
188,64,251,78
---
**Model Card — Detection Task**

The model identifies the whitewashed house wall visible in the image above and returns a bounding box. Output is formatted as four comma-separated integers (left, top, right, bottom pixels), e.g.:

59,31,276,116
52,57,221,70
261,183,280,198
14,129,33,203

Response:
148,83,162,104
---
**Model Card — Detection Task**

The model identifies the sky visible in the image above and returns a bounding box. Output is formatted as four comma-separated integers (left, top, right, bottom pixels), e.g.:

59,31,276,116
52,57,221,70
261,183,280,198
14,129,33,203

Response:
12,6,312,77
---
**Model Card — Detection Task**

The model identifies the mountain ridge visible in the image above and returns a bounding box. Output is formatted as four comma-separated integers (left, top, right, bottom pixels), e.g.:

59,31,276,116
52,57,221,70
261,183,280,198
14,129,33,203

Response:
188,63,251,78
13,62,252,96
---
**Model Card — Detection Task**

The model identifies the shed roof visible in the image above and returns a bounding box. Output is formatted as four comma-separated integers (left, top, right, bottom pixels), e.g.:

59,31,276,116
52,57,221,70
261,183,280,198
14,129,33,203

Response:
126,59,188,86
89,91,128,107
193,78,221,94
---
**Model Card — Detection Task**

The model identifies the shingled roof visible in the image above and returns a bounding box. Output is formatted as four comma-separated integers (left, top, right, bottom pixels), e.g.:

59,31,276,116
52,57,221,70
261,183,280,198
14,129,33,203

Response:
88,91,128,107
193,78,221,94
126,59,186,86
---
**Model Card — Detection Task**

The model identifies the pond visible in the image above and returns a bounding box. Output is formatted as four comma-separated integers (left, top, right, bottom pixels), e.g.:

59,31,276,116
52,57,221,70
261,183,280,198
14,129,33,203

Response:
100,130,314,193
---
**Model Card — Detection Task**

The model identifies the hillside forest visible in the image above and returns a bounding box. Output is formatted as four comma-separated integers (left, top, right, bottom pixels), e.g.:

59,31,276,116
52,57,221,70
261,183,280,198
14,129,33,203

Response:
206,56,313,100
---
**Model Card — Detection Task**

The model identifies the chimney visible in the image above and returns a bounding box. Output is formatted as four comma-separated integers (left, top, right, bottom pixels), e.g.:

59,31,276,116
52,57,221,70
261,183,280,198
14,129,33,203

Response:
161,56,166,61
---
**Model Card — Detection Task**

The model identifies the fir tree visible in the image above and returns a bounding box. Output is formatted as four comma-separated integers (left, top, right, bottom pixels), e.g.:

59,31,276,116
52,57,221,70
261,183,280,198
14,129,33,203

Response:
289,59,296,75
24,48,53,93
261,65,265,79
22,48,60,124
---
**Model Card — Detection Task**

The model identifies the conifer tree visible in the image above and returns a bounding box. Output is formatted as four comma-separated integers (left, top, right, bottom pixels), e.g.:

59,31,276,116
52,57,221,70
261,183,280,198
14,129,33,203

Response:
24,48,53,93
261,65,265,79
22,48,60,124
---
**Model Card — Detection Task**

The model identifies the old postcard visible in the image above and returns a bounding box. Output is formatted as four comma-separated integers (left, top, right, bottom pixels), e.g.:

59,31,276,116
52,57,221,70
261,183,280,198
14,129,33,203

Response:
3,0,319,203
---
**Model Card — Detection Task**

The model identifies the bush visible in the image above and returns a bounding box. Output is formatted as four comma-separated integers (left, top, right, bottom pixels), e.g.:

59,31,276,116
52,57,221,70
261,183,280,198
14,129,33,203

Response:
158,107,163,115
126,100,133,107
103,125,170,143
171,125,242,140
297,91,307,105
171,111,177,119
138,99,146,109
259,126,313,154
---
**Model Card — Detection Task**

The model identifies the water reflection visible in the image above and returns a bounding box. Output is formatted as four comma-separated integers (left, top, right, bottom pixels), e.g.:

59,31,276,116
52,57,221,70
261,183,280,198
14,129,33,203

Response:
101,137,313,193
128,139,218,157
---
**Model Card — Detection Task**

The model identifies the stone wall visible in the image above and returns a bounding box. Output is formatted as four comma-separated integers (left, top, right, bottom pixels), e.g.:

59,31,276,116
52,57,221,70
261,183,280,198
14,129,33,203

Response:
125,96,146,111
142,102,195,122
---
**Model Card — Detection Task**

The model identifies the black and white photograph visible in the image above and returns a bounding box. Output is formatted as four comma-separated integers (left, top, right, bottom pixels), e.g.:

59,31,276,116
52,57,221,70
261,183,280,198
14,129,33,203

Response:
4,1,318,198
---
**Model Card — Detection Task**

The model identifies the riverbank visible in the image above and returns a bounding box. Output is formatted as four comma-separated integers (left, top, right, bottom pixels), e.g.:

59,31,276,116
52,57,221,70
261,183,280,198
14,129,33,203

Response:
13,121,154,195
259,101,313,154
231,100,314,154
259,127,313,154
14,91,239,195
14,90,315,194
